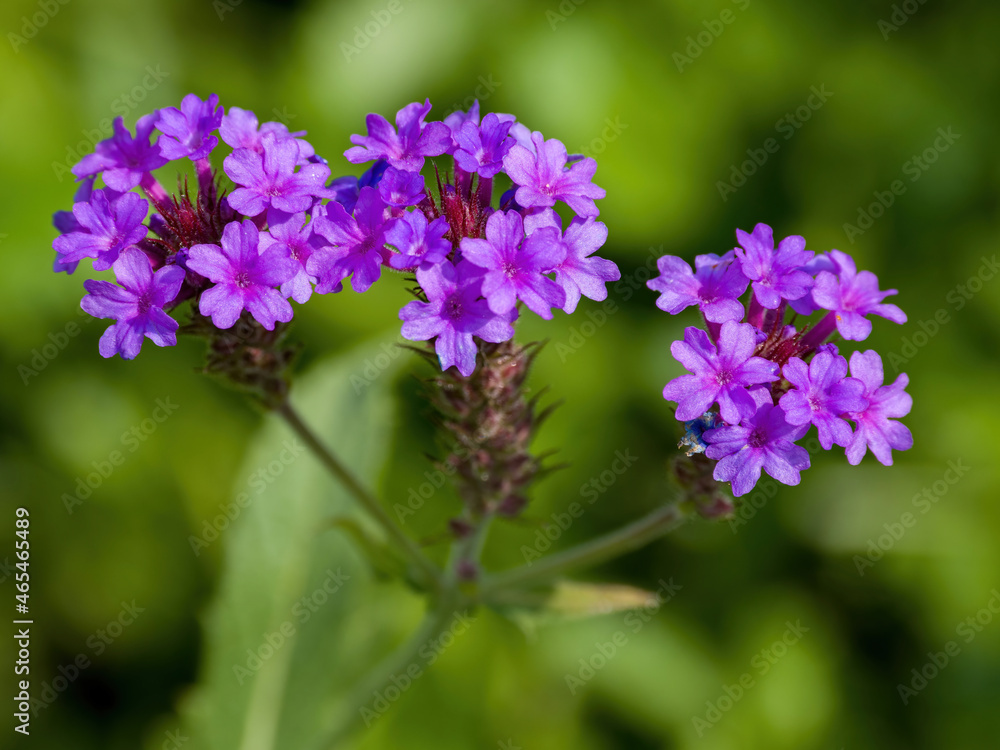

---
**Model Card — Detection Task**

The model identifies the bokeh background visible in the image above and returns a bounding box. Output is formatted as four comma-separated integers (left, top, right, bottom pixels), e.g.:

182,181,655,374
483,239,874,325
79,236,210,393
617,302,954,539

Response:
2,0,999,748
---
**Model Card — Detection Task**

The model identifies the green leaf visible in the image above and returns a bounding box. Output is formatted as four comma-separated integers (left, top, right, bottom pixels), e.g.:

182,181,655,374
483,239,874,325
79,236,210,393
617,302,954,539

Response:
178,340,415,750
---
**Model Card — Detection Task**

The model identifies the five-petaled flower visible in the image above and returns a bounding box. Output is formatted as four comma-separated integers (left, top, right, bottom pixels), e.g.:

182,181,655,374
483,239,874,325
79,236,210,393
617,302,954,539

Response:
503,131,606,218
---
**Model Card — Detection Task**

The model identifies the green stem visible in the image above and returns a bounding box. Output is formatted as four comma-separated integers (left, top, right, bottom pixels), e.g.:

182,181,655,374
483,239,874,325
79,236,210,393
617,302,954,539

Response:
478,503,688,599
276,400,442,593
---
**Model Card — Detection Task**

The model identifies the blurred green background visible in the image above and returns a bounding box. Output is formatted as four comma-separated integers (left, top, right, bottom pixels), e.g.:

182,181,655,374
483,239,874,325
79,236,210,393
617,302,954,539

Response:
2,0,999,747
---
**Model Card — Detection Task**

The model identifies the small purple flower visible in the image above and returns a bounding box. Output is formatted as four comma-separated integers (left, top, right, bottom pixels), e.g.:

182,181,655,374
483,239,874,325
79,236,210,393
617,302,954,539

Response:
328,161,389,214
459,210,566,319
52,177,102,274
648,251,749,323
399,260,515,377
844,350,913,466
662,321,780,424
704,401,811,497
811,250,907,340
789,253,837,316
219,107,315,163
734,223,814,309
52,190,148,271
260,210,325,304
502,132,606,217
308,187,390,293
386,210,451,270
80,248,185,360
187,219,299,330
345,99,452,171
72,114,168,191
453,113,515,178
444,100,480,142
779,350,868,449
156,94,224,161
378,167,426,210
224,132,331,217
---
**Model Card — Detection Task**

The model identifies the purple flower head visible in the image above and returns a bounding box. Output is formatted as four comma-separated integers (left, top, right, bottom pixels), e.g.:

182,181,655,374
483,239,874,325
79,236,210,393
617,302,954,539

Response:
453,113,515,178
187,219,298,330
52,177,103,274
328,160,389,214
502,132,606,217
260,210,325,303
156,94,224,161
779,350,868,450
219,107,315,164
53,190,148,271
72,114,168,191
444,100,480,142
81,248,185,360
387,210,451,270
345,99,452,171
734,223,814,309
308,187,390,294
844,350,913,465
648,251,749,323
377,167,426,210
704,401,811,497
788,253,837,316
811,250,907,340
224,132,331,217
662,321,780,425
400,260,515,377
459,209,566,319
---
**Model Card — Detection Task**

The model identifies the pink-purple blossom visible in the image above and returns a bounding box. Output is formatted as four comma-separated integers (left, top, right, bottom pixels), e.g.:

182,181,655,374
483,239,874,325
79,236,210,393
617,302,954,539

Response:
53,190,148,272
386,210,451,270
648,251,749,323
224,132,331,217
844,350,913,466
72,114,168,191
734,223,814,309
779,349,868,449
502,132,605,217
156,93,224,161
345,99,452,172
308,187,390,294
811,250,907,340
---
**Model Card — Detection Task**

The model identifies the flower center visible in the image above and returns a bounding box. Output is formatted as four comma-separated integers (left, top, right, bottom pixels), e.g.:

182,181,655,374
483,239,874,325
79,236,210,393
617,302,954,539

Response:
137,294,152,315
444,296,463,321
235,272,252,289
715,369,733,386
747,427,768,448
502,260,519,278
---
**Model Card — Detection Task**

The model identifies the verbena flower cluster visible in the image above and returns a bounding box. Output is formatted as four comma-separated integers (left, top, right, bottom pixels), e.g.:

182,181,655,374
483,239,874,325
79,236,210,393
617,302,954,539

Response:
52,95,620,375
648,224,913,496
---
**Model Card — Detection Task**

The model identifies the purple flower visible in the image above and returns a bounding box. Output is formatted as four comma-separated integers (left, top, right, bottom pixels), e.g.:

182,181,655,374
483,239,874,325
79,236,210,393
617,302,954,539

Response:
52,177,102,274
224,133,331,217
648,251,749,323
80,248,185,360
662,321,780,424
734,223,814,309
704,401,811,497
308,187,390,293
502,132,605,217
259,210,325,303
52,190,148,271
453,113,515,178
779,350,868,449
187,219,298,330
377,167,426,210
156,93,224,161
399,260,515,377
219,107,315,163
345,99,452,171
844,350,913,466
444,100,480,142
72,114,168,191
811,250,907,340
328,161,389,215
459,210,566,319
386,210,451,270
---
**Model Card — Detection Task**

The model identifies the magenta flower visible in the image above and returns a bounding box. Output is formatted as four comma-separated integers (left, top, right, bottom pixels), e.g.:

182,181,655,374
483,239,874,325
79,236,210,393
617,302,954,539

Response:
187,219,299,330
72,114,168,191
648,251,749,323
219,106,315,163
52,190,148,271
260,210,325,304
224,132,331,217
443,101,480,145
704,401,811,497
156,93,224,161
453,113,515,178
811,250,907,341
845,350,913,466
386,210,451,270
459,210,566,319
662,321,780,424
308,187,390,294
779,350,868,449
80,248,185,360
502,132,605,217
328,161,388,215
399,260,515,377
377,167,426,210
345,99,452,171
734,223,814,309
